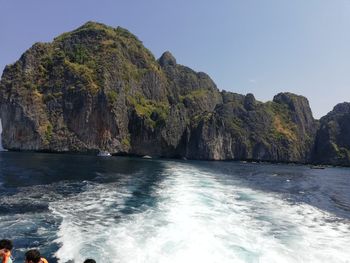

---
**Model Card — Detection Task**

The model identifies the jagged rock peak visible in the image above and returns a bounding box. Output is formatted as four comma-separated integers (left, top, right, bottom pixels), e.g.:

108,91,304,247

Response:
244,93,256,111
54,21,141,43
77,21,129,34
273,92,313,116
80,21,110,29
331,102,350,114
273,92,307,106
158,51,177,67
319,102,350,123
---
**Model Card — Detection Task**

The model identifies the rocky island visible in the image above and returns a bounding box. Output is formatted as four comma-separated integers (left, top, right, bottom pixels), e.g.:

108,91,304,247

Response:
0,21,349,166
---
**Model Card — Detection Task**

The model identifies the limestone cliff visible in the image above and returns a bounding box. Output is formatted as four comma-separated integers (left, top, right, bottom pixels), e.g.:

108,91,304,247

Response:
312,103,350,166
0,22,221,156
0,21,345,165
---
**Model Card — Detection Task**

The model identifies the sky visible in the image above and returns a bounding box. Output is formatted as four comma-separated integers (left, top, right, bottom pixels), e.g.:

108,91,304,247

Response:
1,0,350,118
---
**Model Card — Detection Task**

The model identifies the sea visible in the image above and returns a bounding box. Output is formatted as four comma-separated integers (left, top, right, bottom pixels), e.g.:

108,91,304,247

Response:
0,152,349,263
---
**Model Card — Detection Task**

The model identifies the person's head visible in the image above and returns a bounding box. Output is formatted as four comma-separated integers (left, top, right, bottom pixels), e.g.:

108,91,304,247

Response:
84,259,96,263
0,239,13,256
24,249,41,263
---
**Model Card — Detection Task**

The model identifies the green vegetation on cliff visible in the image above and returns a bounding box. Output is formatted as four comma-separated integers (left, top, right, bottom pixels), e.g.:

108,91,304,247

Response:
1,21,346,165
312,103,350,165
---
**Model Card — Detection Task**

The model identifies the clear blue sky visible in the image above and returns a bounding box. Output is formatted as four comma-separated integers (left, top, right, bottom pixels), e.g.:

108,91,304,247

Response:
1,0,350,118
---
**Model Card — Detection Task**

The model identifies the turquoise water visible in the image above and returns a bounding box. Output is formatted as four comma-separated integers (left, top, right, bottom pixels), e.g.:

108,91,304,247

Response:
0,152,350,263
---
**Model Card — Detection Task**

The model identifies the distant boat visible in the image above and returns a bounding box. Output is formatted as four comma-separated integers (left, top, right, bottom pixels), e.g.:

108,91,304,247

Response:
310,165,325,169
97,151,112,157
142,155,152,159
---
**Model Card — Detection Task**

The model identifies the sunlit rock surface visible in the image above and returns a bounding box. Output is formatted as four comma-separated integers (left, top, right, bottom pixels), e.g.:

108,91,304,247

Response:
0,21,348,165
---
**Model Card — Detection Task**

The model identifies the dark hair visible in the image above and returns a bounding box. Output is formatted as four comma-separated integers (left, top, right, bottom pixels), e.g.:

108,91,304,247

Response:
25,249,41,263
84,259,96,263
0,239,13,251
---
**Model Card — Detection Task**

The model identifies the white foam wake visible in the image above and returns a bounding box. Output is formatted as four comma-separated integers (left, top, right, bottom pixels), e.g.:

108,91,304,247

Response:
51,163,350,263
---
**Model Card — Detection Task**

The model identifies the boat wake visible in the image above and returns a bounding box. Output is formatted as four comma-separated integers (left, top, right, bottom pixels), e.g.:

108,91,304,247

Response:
50,163,350,263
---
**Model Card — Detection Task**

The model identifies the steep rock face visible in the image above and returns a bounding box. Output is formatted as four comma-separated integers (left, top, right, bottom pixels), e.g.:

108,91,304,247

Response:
0,22,221,156
185,92,317,162
0,22,321,162
312,103,350,165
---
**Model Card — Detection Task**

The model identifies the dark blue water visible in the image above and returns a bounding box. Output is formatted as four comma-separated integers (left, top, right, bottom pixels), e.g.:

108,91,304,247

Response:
0,152,350,263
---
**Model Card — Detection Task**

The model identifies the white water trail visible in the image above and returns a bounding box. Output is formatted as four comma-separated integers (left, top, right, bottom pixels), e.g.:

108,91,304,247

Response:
51,163,350,263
